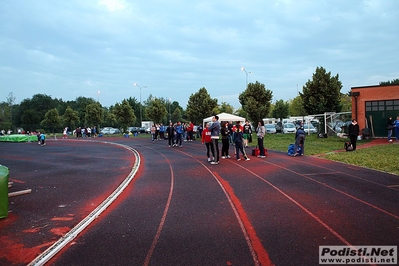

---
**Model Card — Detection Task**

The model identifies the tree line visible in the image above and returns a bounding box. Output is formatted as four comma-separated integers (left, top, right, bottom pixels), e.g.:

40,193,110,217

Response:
2,66,392,134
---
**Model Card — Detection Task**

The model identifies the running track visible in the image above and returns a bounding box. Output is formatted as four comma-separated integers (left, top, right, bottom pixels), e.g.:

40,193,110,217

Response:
0,137,398,265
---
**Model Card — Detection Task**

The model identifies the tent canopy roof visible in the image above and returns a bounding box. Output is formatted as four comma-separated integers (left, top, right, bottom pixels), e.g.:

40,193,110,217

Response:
203,112,245,125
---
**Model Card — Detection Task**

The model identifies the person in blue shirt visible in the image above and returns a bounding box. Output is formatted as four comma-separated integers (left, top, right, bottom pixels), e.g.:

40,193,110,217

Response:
394,116,399,141
40,132,46,146
293,124,306,156
159,123,166,140
175,121,184,147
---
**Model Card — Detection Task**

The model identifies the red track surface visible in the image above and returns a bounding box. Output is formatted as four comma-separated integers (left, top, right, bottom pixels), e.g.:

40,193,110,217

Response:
0,137,398,265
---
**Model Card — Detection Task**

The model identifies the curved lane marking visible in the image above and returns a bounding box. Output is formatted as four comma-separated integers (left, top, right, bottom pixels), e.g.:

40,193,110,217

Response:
143,152,175,266
28,141,140,266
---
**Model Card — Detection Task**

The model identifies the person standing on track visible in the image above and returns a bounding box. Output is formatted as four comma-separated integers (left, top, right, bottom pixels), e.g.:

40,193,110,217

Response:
234,121,250,161
201,122,214,162
221,121,230,159
256,120,266,158
175,121,184,147
208,115,220,164
166,122,175,147
348,119,360,151
243,120,252,148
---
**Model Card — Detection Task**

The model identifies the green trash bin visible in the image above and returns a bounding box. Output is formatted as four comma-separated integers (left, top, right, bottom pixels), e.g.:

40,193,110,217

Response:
0,165,9,219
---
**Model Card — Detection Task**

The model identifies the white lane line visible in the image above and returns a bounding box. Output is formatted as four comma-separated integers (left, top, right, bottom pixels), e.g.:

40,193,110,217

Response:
29,141,140,266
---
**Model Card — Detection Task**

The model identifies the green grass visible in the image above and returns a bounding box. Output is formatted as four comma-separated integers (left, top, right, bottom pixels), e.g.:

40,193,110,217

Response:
262,133,399,176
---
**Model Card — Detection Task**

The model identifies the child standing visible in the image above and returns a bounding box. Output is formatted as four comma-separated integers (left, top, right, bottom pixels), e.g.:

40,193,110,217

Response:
233,121,250,161
40,132,46,146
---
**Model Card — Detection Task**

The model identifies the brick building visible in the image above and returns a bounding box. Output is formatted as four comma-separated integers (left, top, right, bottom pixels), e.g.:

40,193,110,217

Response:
351,84,399,137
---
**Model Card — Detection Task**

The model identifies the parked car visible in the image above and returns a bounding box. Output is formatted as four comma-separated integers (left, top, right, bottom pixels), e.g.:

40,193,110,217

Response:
128,127,140,134
100,127,120,134
275,122,283,133
302,123,317,134
109,128,120,134
100,127,112,134
282,123,296,134
265,124,277,134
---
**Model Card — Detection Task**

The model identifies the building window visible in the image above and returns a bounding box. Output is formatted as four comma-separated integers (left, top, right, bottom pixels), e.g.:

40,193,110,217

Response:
366,100,399,111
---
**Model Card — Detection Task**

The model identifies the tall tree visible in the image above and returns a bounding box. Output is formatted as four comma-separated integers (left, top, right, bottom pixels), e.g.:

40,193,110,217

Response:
340,93,352,112
74,96,97,126
17,94,57,130
219,102,234,114
125,97,140,126
0,102,12,130
301,66,342,114
145,98,167,124
113,100,136,133
41,108,62,133
62,106,80,130
271,100,289,121
85,103,103,128
171,107,182,123
6,92,15,129
185,88,218,124
289,96,306,116
238,81,273,123
21,109,41,132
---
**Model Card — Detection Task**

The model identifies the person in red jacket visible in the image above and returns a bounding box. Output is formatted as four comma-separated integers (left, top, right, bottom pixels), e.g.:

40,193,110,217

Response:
201,123,214,162
187,121,194,141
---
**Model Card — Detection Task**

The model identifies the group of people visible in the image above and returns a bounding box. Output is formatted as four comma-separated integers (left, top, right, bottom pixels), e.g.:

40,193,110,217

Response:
159,116,268,164
74,126,97,138
200,116,267,164
150,121,201,143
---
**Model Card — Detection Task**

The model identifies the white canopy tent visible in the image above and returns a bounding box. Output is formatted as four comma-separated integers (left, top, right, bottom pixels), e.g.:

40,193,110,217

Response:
203,112,246,127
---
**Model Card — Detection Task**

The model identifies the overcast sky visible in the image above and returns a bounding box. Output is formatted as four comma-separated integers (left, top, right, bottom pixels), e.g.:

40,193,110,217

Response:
1,0,398,109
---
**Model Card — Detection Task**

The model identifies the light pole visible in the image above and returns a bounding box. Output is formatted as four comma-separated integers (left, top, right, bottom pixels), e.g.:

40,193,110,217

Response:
241,67,252,87
134,83,145,126
97,91,100,102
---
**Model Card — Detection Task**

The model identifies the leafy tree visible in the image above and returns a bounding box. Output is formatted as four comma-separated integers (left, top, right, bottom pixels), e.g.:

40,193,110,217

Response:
219,102,234,114
271,99,289,120
185,87,218,124
380,78,399,85
171,107,182,123
238,81,273,123
21,109,41,132
113,100,136,133
6,92,15,130
0,102,12,130
41,108,62,133
85,103,103,128
16,94,58,130
289,96,306,116
145,98,167,124
62,106,80,130
301,66,342,114
125,97,140,126
235,107,248,120
340,93,352,112
73,96,97,125
103,107,117,127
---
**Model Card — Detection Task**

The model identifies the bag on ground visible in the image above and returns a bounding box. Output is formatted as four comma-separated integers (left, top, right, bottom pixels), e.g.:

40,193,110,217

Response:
288,144,302,156
252,146,268,156
344,142,353,151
